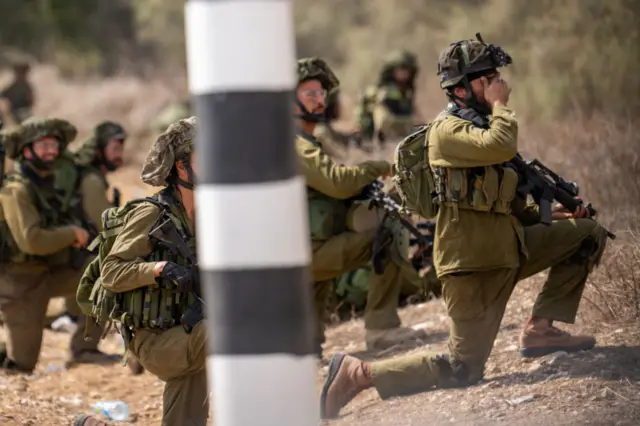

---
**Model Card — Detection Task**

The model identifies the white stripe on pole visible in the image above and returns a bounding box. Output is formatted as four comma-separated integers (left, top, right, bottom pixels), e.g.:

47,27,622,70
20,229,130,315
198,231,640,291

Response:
209,355,318,425
185,0,296,94
195,176,311,270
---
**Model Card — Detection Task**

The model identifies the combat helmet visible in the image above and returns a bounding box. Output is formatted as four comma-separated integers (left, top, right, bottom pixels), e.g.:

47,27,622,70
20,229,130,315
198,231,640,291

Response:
379,49,419,87
74,121,127,170
140,116,197,189
437,33,512,89
295,57,339,122
437,33,512,113
1,117,76,162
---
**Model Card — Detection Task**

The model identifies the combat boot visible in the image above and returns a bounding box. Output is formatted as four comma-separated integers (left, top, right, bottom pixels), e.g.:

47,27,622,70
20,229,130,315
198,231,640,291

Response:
126,356,145,375
519,317,596,358
73,414,109,426
365,326,426,351
320,352,373,419
66,349,121,368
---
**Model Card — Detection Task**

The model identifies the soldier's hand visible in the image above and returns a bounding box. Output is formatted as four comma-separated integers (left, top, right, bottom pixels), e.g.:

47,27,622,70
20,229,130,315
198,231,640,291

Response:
159,261,195,292
483,76,511,108
551,200,591,220
72,226,90,248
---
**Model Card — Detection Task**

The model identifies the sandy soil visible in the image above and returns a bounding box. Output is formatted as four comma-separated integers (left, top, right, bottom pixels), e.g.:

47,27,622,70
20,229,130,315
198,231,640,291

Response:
2,272,638,426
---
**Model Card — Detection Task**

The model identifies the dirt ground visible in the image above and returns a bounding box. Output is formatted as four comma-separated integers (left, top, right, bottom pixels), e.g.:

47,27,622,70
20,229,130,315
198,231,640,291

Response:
1,268,639,425
1,149,639,425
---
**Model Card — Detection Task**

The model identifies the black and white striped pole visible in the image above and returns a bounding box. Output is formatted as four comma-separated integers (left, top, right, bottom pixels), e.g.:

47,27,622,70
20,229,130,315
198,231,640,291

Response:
185,0,317,425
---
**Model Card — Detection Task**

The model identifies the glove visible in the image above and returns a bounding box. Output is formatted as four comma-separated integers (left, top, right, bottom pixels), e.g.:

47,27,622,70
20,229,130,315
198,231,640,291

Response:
160,261,195,292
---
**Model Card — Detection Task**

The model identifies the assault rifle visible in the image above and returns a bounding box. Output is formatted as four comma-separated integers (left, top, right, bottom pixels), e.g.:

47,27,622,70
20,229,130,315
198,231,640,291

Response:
508,153,616,240
149,214,203,333
66,194,101,270
362,180,435,272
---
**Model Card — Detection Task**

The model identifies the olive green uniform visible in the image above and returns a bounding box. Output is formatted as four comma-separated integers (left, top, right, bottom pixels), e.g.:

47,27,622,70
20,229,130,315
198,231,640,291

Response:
99,200,206,425
0,79,33,124
79,116,205,426
45,164,113,328
373,83,416,142
296,133,416,348
368,106,608,398
0,165,99,371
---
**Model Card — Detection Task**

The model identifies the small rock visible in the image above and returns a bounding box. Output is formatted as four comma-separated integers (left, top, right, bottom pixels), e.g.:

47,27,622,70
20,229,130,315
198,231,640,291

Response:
410,321,435,330
507,394,537,406
546,351,568,364
505,344,518,351
527,362,541,372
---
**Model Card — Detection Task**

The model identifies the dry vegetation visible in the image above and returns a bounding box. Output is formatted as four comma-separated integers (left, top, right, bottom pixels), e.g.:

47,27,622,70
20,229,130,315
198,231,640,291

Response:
1,0,639,424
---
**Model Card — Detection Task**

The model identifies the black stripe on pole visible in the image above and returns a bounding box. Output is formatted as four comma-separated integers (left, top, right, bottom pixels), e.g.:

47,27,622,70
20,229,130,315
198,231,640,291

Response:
201,267,314,355
194,91,297,185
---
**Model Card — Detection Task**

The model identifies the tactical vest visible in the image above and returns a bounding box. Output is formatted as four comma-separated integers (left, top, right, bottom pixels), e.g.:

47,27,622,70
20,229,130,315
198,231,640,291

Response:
53,150,93,213
77,191,197,344
379,84,414,117
0,170,73,265
431,107,519,219
301,134,351,241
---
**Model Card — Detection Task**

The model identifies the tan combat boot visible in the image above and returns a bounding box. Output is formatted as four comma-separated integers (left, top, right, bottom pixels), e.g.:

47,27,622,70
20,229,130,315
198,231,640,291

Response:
320,353,373,419
73,414,109,426
519,317,596,358
365,326,426,351
126,356,145,375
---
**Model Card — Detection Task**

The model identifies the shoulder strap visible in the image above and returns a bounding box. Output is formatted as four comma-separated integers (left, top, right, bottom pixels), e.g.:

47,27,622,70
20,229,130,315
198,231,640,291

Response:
87,196,171,252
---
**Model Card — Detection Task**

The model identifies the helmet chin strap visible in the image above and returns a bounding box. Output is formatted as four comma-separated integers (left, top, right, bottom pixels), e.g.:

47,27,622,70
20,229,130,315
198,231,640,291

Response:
447,78,492,116
295,98,325,123
26,146,55,171
176,158,195,190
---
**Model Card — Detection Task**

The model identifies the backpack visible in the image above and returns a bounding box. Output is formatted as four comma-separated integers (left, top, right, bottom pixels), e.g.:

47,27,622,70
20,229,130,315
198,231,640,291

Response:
355,86,378,141
392,123,440,220
76,197,169,339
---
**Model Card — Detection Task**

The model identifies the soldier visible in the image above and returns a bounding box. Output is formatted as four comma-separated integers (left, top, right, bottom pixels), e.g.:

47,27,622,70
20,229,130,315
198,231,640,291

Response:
295,58,426,356
50,121,144,372
319,37,609,418
0,58,35,125
355,50,423,146
0,118,116,374
75,117,205,426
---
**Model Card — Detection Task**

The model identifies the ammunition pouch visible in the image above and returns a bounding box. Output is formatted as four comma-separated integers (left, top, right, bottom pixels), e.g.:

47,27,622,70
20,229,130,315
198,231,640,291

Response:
180,298,204,334
439,165,518,215
307,191,348,241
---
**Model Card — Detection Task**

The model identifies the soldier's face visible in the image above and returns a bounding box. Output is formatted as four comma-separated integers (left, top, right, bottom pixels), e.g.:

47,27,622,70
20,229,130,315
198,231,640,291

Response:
104,138,125,168
468,72,500,106
27,136,60,163
296,80,326,116
394,67,410,83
